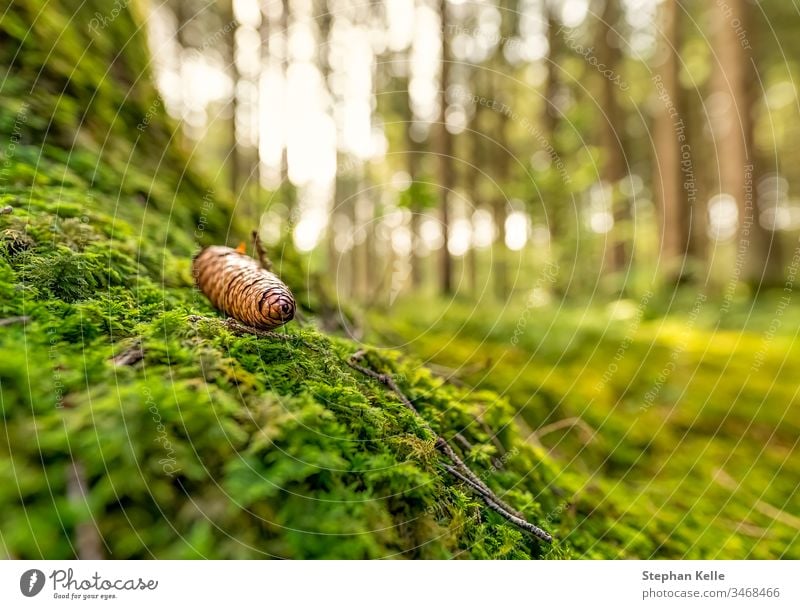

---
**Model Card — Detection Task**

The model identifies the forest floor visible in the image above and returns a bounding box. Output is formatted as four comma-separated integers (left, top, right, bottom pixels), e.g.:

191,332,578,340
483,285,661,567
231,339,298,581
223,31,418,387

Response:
1,147,797,558
368,294,800,558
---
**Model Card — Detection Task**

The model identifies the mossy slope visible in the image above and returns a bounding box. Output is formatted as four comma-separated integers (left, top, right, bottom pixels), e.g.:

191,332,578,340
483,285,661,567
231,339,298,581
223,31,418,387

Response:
0,0,577,559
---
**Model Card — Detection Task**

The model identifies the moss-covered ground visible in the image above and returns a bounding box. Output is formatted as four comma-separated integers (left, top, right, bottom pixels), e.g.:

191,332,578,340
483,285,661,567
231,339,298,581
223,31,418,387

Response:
2,0,797,560
369,295,800,559
0,148,587,558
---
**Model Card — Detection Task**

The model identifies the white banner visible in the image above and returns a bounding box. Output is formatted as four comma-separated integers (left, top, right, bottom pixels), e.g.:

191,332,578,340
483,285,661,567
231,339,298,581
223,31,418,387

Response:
0,560,797,608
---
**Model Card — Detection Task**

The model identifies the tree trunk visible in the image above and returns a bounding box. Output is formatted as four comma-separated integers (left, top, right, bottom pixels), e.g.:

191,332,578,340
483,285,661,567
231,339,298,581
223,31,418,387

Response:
437,0,453,295
595,0,629,275
491,102,509,301
258,3,270,204
543,5,563,242
403,71,424,289
226,0,241,199
279,0,291,192
685,87,707,263
652,0,689,282
466,130,481,296
711,0,782,287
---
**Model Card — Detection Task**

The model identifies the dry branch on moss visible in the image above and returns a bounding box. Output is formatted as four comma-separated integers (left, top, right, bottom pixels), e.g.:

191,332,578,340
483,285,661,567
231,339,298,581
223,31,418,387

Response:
347,350,553,544
0,315,30,327
111,341,144,367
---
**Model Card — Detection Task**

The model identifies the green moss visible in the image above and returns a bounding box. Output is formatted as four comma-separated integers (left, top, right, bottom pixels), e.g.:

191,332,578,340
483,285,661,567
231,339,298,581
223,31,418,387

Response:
371,298,800,559
0,135,575,558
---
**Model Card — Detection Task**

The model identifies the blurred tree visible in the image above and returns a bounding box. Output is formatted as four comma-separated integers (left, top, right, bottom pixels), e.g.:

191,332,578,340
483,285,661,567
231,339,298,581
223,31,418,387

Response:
542,2,565,245
479,0,521,301
543,2,561,141
258,0,270,201
403,69,425,288
490,67,510,300
652,0,689,282
226,0,241,198
437,0,454,295
466,93,485,296
594,0,629,275
710,0,782,287
280,0,291,193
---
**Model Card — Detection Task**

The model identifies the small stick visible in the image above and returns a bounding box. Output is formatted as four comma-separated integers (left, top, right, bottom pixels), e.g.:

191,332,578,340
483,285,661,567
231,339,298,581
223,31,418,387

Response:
252,230,273,271
250,231,313,326
452,433,473,452
111,341,144,367
223,318,323,353
224,318,291,342
349,352,520,516
442,464,553,543
66,459,106,558
0,315,30,327
347,352,551,542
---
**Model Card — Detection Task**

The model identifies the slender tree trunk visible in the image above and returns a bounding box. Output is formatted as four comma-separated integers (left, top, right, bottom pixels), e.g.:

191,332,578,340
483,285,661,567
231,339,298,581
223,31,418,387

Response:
317,0,337,279
652,0,688,281
685,88,707,263
279,0,291,192
342,171,359,297
543,5,562,241
595,0,629,275
258,4,270,205
543,6,560,140
711,0,781,287
437,0,453,295
404,95,424,288
491,99,509,300
468,79,489,297
226,0,240,198
174,0,190,152
466,133,480,296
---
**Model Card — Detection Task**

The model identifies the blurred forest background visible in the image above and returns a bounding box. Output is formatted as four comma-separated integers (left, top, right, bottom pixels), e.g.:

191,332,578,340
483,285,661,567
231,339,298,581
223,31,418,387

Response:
1,0,799,559
147,0,800,304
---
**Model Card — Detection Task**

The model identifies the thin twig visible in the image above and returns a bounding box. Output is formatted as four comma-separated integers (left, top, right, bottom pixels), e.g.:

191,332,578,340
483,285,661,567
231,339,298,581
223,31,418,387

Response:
714,468,800,530
224,318,292,342
188,314,321,353
111,341,144,367
347,351,551,543
0,315,30,327
442,464,553,543
349,352,518,512
66,459,106,558
452,433,473,452
530,417,596,445
223,318,324,353
251,230,273,271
